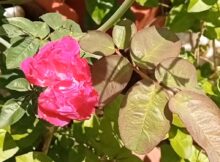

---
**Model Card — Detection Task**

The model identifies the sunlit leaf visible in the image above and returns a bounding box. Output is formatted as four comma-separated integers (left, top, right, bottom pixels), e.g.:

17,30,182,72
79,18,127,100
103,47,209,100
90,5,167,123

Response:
169,90,220,162
119,80,171,154
33,21,50,39
189,145,209,162
79,30,115,56
6,78,31,92
5,37,40,69
0,24,25,38
0,129,19,161
112,19,137,49
155,57,197,90
50,29,71,41
62,19,82,33
91,55,132,106
188,0,217,12
85,0,115,25
131,26,181,69
217,77,220,93
40,13,65,30
16,152,54,162
6,17,37,36
169,127,193,159
135,0,159,7
172,114,185,128
0,98,25,129
166,4,198,32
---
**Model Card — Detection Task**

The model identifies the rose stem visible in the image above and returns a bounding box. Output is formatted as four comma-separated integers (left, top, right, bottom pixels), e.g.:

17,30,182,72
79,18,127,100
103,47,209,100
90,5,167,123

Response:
42,126,56,154
97,0,135,32
0,37,11,48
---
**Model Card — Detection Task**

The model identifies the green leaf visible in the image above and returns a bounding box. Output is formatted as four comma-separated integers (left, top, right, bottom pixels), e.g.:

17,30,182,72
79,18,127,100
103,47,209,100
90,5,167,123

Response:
155,57,197,90
0,98,25,128
0,129,19,161
11,115,45,150
16,152,54,162
6,78,30,92
169,90,220,162
116,148,142,162
172,114,185,128
119,80,171,154
85,0,115,25
97,96,125,157
204,26,220,40
189,145,209,162
217,77,220,93
40,13,65,30
160,143,181,162
188,0,217,12
166,4,199,32
135,0,159,7
5,37,40,69
0,24,25,38
50,19,83,40
112,19,137,49
6,17,37,36
33,21,50,39
84,150,99,162
50,29,72,41
131,26,181,69
79,30,115,56
91,55,132,106
62,19,82,34
169,127,193,159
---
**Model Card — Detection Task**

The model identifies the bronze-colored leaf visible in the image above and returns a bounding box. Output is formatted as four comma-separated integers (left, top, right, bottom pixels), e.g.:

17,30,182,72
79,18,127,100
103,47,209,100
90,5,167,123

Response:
112,19,137,49
131,26,181,69
169,90,220,162
119,80,171,154
91,55,132,106
79,30,115,56
155,57,197,90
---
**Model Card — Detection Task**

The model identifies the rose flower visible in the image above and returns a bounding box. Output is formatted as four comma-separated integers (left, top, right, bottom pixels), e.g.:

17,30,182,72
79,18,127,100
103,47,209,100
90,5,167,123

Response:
21,36,99,126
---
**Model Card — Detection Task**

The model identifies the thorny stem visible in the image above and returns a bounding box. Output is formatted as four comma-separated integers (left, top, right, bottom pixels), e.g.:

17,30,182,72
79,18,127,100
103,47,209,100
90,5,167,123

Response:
42,126,56,154
98,0,135,32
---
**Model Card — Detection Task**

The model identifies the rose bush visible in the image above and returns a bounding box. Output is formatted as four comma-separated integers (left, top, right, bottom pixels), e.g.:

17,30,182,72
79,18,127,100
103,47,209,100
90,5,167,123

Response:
21,36,99,126
1,1,220,160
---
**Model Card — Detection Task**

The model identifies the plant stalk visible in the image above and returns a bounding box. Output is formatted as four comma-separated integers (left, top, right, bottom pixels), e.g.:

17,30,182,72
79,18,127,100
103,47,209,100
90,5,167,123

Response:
0,37,11,48
212,39,217,72
98,0,135,32
42,126,56,154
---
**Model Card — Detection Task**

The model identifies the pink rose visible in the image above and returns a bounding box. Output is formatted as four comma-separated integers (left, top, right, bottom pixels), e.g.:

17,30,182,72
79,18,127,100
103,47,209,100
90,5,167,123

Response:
38,80,99,126
21,36,99,126
21,36,91,87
